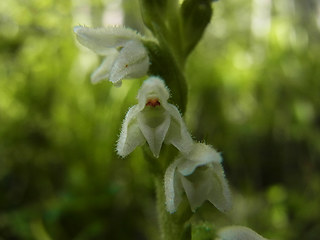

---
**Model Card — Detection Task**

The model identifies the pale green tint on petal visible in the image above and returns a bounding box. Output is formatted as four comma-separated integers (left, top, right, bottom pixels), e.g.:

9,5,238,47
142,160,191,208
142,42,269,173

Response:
180,163,232,212
217,226,267,240
137,107,171,158
177,143,222,176
109,40,149,86
164,104,193,154
164,157,184,213
180,170,211,211
91,50,119,84
74,26,140,55
117,106,146,157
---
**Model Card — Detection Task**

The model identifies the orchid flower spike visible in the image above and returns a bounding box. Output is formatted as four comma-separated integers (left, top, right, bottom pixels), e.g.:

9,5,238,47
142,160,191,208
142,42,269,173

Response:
74,26,149,87
164,143,232,213
117,76,193,158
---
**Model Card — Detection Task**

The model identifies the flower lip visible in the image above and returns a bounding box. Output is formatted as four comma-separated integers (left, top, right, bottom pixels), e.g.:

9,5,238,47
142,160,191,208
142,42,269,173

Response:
146,98,161,107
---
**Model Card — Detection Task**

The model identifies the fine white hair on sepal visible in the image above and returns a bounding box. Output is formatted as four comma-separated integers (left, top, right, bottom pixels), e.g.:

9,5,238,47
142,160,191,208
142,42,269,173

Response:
177,142,222,176
73,25,141,52
116,106,145,157
137,77,170,104
164,158,182,213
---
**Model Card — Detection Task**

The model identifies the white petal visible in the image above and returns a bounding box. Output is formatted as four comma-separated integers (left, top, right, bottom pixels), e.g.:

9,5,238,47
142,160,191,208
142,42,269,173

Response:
109,40,149,85
137,77,170,108
74,26,140,55
90,51,119,84
164,104,193,154
206,162,232,213
137,108,171,158
164,157,184,213
217,226,267,240
178,143,222,176
180,167,212,212
116,106,146,157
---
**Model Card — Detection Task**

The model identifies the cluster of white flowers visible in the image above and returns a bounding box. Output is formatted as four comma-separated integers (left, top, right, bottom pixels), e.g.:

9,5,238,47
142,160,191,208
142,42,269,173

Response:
74,26,232,214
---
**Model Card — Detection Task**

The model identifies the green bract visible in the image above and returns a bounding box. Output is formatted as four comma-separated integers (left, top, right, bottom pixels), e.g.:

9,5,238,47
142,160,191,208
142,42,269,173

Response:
181,0,213,57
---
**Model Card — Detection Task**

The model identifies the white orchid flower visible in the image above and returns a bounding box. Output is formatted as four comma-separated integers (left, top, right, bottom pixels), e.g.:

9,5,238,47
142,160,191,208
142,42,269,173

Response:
74,26,149,87
116,76,193,158
216,226,268,240
164,143,232,213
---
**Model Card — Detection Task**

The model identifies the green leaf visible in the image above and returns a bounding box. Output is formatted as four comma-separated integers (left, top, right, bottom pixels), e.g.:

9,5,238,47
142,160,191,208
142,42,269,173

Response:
180,0,213,57
139,0,168,34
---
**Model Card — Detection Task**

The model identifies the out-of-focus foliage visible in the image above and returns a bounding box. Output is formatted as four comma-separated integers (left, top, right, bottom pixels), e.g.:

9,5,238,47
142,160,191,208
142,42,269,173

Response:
0,0,319,239
186,1,320,239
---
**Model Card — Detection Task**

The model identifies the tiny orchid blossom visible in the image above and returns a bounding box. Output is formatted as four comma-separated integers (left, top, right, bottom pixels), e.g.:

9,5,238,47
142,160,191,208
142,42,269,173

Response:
74,26,149,87
117,77,193,158
164,143,232,213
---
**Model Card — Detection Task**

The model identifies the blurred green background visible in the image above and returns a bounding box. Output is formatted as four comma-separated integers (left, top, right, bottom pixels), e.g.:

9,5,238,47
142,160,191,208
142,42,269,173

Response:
1,0,319,239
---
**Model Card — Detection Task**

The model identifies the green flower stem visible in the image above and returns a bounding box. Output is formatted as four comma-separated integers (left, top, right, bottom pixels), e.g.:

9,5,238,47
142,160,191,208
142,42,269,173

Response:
139,2,216,239
143,145,193,240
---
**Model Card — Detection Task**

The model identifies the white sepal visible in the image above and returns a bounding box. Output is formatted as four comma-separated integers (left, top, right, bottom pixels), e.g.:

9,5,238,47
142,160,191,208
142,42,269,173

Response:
117,106,146,157
90,50,119,84
137,77,170,106
109,40,150,87
74,26,140,54
217,226,268,240
177,142,222,176
164,157,184,213
164,104,194,154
